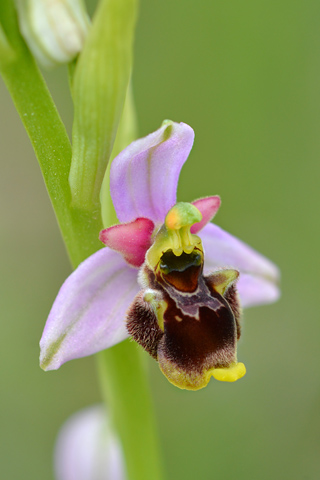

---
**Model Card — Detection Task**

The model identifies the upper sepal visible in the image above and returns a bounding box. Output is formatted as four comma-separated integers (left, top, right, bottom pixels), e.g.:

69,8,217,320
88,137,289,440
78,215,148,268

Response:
110,120,194,224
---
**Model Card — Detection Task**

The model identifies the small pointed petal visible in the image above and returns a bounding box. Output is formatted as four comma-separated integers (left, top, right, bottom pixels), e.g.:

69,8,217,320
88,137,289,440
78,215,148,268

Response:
190,196,221,234
55,405,126,480
200,223,280,307
99,218,154,267
110,121,194,224
40,249,139,370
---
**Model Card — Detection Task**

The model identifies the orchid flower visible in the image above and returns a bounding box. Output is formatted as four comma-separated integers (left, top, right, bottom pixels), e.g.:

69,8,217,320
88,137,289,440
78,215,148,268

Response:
40,120,280,390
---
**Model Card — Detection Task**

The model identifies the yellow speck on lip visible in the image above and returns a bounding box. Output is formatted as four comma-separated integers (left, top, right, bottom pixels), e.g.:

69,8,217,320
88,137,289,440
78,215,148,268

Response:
211,362,246,382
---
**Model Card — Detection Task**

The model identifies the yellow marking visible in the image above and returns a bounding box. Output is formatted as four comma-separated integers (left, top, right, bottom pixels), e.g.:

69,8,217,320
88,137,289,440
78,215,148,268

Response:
213,269,239,296
165,203,202,231
210,362,246,382
158,356,246,391
174,315,183,322
144,291,167,331
144,292,154,303
166,210,179,230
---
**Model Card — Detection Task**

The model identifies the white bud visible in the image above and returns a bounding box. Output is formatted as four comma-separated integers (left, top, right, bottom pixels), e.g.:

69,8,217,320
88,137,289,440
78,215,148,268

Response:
54,405,127,480
16,0,90,68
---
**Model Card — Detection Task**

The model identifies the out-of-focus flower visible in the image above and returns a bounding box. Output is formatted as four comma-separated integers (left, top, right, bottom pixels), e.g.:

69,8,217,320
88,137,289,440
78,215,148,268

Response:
40,121,280,389
16,0,89,68
55,405,126,480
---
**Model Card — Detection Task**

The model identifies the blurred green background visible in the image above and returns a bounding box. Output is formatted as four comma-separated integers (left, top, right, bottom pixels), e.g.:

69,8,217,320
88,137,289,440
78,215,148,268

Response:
1,0,319,478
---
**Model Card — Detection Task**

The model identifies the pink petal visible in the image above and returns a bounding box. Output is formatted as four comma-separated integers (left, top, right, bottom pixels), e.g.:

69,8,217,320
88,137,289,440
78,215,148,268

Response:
55,405,126,480
99,218,154,267
190,196,221,234
40,249,139,370
110,121,194,224
199,223,280,308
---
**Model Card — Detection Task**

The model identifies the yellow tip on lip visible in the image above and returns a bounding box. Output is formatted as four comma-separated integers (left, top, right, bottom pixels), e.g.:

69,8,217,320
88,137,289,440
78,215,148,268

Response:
211,362,246,382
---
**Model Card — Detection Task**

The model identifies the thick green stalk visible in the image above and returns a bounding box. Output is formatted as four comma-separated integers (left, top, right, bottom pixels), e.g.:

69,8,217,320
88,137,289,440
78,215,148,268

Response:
0,51,103,263
0,2,164,479
97,344,164,480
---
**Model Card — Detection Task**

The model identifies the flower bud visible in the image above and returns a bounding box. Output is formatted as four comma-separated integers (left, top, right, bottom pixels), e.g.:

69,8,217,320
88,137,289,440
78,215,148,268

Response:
54,405,127,480
16,0,90,68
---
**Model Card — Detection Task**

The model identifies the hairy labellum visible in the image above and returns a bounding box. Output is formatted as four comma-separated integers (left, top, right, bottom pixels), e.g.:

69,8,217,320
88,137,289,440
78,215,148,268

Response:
127,203,246,390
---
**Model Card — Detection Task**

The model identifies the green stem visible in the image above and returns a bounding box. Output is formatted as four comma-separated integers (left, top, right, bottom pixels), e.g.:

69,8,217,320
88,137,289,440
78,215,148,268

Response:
97,344,164,480
0,2,164,479
1,50,103,263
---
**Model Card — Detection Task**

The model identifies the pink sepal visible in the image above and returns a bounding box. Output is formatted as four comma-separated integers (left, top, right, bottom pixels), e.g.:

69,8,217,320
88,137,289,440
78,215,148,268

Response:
110,122,194,224
99,218,155,267
190,196,221,234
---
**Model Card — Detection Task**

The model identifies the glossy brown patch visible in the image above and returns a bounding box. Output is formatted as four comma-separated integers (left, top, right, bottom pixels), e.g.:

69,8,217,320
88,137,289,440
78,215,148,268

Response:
162,265,201,292
159,250,202,292
161,289,237,373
